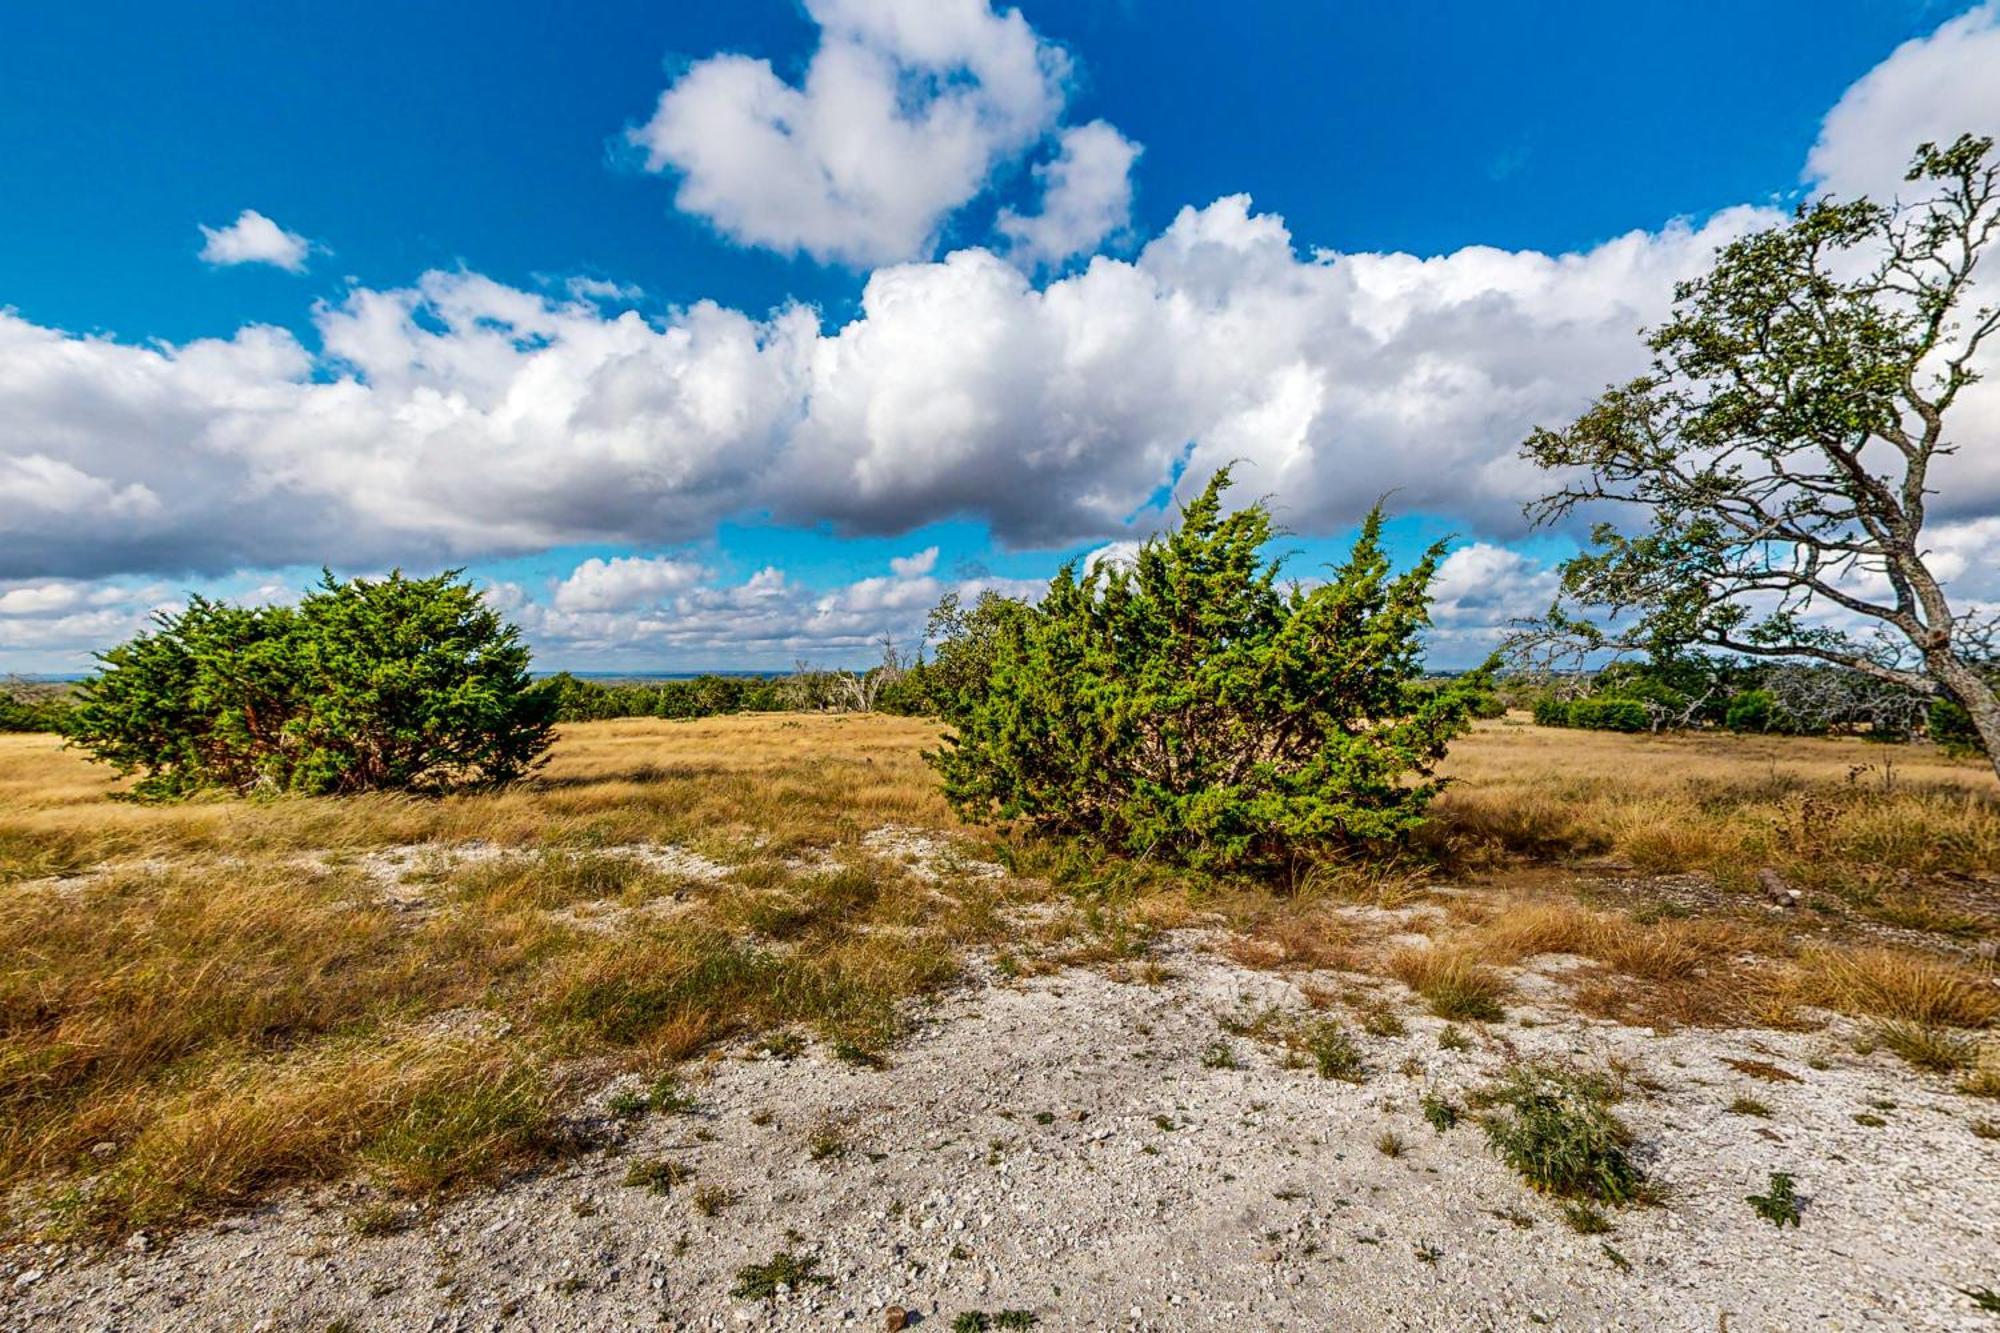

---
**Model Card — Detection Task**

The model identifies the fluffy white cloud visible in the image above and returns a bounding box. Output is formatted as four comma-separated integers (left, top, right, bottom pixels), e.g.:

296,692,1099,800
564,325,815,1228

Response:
628,0,1069,265
1423,543,1562,664
1807,3,2000,200
491,550,1040,666
12,188,1985,575
197,209,313,272
4,1,1999,675
0,577,178,663
551,555,710,612
998,120,1142,267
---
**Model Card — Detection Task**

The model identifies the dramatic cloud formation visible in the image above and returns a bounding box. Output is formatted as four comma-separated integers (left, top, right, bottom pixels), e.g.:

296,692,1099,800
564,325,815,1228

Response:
197,209,313,272
5,2,1999,671
998,120,1143,267
628,0,1070,265
0,201,1797,581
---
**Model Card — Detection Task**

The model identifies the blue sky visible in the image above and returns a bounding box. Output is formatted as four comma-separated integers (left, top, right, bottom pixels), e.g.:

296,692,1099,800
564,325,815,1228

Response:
3,1,1998,672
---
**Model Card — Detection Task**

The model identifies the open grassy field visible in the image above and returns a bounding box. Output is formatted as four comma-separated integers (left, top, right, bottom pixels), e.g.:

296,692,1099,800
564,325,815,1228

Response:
2,713,1996,1249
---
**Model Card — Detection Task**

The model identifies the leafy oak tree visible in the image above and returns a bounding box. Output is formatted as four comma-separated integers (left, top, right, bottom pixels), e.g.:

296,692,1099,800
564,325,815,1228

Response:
1513,135,2000,777
67,570,556,799
928,469,1485,872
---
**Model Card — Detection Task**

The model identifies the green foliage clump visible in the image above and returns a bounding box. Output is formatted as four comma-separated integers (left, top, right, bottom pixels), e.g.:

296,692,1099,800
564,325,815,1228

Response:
544,671,795,722
1568,697,1640,731
1932,697,1991,759
1531,695,1571,728
1746,1171,1801,1227
65,569,556,799
920,589,1034,725
729,1250,830,1300
929,469,1482,872
1564,697,1650,733
1478,1064,1644,1203
1724,689,1778,734
0,678,72,733
1420,1091,1461,1133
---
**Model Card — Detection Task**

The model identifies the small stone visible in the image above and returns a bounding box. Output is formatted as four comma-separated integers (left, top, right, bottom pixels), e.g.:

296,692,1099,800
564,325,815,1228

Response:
1253,1247,1282,1263
14,1269,45,1288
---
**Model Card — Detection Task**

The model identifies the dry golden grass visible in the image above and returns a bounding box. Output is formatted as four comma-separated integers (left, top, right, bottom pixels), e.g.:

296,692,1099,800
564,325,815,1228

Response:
0,715,1000,1237
1385,942,1511,1021
2,713,1996,1238
1429,717,2000,886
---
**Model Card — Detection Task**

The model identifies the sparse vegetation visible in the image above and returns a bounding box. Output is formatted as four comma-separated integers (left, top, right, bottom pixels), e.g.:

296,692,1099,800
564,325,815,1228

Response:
729,1250,830,1301
690,1183,734,1216
1420,1091,1461,1133
952,1312,1038,1332
1477,1064,1644,1204
1388,944,1509,1022
1562,1202,1612,1235
1298,1020,1368,1084
622,1157,693,1194
1747,1172,1802,1227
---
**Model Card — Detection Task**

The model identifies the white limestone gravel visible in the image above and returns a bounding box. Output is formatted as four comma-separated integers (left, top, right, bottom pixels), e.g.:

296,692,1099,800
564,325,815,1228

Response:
4,937,1997,1331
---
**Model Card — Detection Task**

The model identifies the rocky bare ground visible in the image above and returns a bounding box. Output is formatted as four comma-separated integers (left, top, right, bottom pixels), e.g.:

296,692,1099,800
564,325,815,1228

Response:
6,929,1998,1333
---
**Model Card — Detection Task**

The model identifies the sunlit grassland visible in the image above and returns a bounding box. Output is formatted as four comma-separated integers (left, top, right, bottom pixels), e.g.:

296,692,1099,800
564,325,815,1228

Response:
1,713,1995,1239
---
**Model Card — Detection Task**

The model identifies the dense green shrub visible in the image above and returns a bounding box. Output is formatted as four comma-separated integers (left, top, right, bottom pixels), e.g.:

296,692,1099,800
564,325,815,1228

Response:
1463,690,1507,720
1565,697,1650,732
929,469,1484,872
1725,689,1777,733
1531,696,1572,728
66,570,556,799
1932,698,1990,759
1409,679,1504,720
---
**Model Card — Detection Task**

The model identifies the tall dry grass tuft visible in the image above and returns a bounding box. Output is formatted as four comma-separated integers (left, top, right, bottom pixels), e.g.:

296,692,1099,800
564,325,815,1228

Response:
1792,947,1999,1029
1386,943,1510,1021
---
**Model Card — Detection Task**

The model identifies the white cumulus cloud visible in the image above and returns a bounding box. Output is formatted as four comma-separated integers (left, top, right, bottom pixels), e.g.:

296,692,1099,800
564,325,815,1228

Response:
551,555,710,612
197,209,313,272
1807,3,2000,200
628,0,1070,266
998,120,1143,268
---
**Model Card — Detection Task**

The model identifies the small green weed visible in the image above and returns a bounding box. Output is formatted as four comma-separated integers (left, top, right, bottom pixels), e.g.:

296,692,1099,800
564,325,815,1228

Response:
623,1158,693,1194
1746,1172,1801,1227
1477,1064,1643,1203
730,1250,830,1300
1420,1091,1460,1133
1561,1202,1611,1234
1300,1021,1367,1083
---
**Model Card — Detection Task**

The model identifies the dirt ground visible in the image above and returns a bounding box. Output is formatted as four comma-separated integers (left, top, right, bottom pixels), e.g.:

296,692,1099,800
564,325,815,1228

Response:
8,928,1997,1331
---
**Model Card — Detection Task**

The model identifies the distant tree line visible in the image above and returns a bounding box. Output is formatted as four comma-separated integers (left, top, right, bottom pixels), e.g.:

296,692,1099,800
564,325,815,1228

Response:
0,678,74,734
1519,655,1992,756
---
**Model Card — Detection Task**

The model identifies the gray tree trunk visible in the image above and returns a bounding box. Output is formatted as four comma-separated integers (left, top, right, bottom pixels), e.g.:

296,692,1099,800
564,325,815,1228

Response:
1933,655,2000,784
